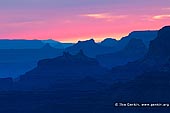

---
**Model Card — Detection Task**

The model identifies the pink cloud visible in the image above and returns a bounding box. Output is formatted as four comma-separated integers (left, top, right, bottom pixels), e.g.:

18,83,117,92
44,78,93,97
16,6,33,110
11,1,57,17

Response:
153,14,170,19
81,13,127,21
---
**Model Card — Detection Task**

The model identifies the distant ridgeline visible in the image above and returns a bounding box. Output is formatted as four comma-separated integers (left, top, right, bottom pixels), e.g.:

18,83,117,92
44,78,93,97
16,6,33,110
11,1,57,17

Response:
0,28,161,86
0,27,170,113
66,30,157,58
0,30,158,78
0,39,73,78
0,39,73,49
0,31,157,50
0,43,63,78
2,26,168,84
15,26,169,90
65,30,157,68
8,26,170,92
97,38,148,68
108,26,170,81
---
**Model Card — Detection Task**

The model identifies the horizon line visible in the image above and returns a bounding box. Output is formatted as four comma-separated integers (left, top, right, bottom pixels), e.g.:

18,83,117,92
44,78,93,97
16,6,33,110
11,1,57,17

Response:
0,29,158,43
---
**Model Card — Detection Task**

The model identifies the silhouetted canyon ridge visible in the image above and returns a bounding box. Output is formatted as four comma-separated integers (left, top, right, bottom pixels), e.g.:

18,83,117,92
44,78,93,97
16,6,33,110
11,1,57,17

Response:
0,27,170,113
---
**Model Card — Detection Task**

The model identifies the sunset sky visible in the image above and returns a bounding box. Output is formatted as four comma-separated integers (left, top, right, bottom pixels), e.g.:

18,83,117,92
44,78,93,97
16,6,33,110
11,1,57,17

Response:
0,0,170,42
